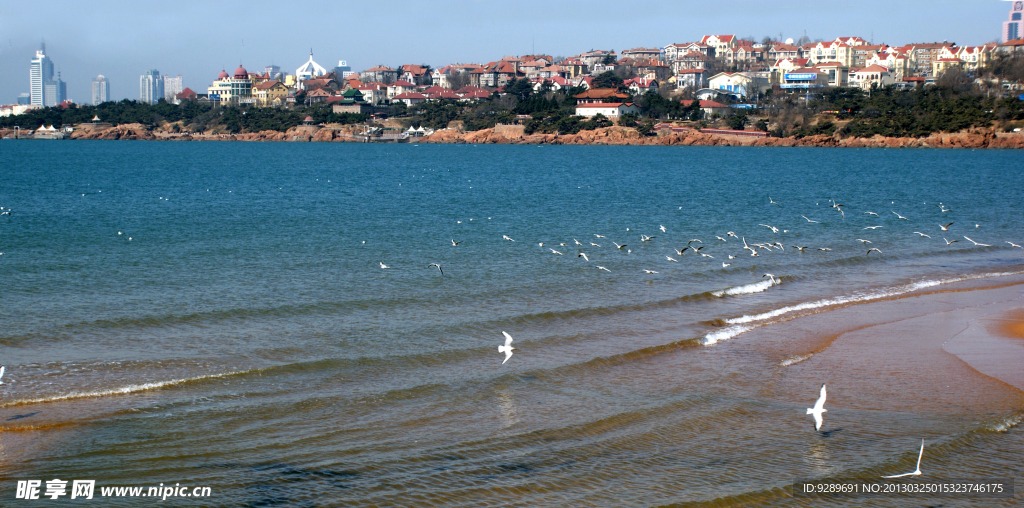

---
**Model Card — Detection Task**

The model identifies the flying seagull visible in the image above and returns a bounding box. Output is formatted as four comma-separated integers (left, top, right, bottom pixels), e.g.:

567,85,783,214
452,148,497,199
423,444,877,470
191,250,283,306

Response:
594,234,606,238
802,215,818,223
427,263,443,275
769,196,781,207
913,232,931,238
882,440,925,478
503,235,515,242
0,365,5,385
763,273,779,285
867,248,882,255
666,255,678,262
807,383,827,431
939,223,953,231
379,261,389,269
596,266,611,272
864,226,884,230
578,252,589,261
760,224,779,234
498,331,515,364
716,235,727,242
1008,242,1022,249
590,242,601,247
722,262,731,268
944,238,959,246
727,231,738,238
963,236,990,247
613,242,627,250
659,225,666,233
574,238,582,246
643,269,659,274
795,246,808,252
857,239,873,244
864,211,879,217
892,211,909,220
451,239,461,247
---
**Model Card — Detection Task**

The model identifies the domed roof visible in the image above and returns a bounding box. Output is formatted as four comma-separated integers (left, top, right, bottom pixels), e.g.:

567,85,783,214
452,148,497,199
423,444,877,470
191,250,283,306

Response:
233,65,248,79
218,69,229,79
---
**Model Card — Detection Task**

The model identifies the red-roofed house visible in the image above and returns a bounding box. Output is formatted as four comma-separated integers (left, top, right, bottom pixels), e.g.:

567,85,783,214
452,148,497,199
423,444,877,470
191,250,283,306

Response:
530,76,572,92
623,77,658,95
663,42,715,61
173,87,198,104
360,65,399,84
850,65,895,89
700,35,738,54
393,92,426,106
387,80,419,99
997,38,1024,55
575,102,640,118
574,88,630,104
400,65,430,85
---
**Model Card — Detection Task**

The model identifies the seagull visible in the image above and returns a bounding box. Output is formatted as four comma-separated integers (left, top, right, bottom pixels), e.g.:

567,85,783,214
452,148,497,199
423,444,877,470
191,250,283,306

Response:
937,204,952,213
913,232,931,238
1008,242,1022,249
538,242,544,247
726,231,738,238
674,247,689,256
687,239,703,245
613,242,627,250
864,226,884,230
498,332,515,364
818,247,832,252
666,256,678,262
963,236,990,247
596,266,611,272
640,235,654,242
699,252,714,259
574,238,582,246
795,246,808,252
716,236,727,242
882,440,925,478
807,383,827,431
892,211,908,220
379,261,389,269
503,235,515,242
867,248,882,255
944,238,958,245
939,223,953,231
864,211,879,217
692,245,705,252
857,239,873,244
763,273,778,285
643,269,659,274
728,254,736,259
0,365,4,384
578,252,589,261
550,248,563,255
722,262,731,268
802,215,818,223
427,263,443,275
451,239,462,246
594,234,605,238
759,224,779,234
118,231,122,235
769,196,781,207
590,242,601,247
659,225,666,233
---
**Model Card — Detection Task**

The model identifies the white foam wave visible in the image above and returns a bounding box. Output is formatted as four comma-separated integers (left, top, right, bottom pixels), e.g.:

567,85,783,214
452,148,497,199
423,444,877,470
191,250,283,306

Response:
711,279,774,298
988,414,1022,433
701,325,754,345
0,369,257,408
702,271,1022,346
780,354,813,366
726,272,1021,326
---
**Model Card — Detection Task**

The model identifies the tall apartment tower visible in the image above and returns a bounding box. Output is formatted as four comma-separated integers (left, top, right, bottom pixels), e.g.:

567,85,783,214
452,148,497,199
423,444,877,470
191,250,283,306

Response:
139,69,164,104
44,72,67,106
30,43,55,106
163,74,183,101
1005,1,1024,42
92,75,110,105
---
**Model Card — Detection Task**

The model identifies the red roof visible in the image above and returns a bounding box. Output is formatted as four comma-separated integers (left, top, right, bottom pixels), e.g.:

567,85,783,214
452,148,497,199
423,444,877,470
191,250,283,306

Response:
576,102,635,108
681,100,728,108
675,69,708,74
394,92,426,99
389,80,417,87
701,35,736,44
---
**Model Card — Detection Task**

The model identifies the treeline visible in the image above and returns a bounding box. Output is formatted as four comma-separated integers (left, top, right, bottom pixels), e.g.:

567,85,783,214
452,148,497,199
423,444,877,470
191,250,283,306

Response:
0,100,365,133
775,86,1024,139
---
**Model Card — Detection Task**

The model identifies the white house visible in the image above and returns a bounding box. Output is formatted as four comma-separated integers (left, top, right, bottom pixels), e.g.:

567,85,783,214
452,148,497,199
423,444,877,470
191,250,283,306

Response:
708,72,770,97
393,92,427,106
850,65,895,89
575,102,640,117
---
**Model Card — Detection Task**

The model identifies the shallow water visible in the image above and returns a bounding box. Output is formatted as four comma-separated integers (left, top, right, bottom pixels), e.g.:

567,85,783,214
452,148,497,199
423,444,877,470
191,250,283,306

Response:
1,141,1022,506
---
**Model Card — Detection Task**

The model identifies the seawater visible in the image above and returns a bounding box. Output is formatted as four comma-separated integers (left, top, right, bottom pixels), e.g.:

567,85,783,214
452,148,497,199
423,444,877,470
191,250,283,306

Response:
1,140,1022,506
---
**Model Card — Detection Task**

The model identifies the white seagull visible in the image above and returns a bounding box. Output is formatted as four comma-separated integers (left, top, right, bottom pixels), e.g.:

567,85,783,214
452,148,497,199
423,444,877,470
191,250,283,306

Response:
0,365,5,384
857,239,873,244
590,242,601,247
643,269,659,274
882,440,925,478
613,242,627,250
594,234,606,238
759,224,779,234
722,262,731,268
944,238,958,246
864,226,884,230
596,266,611,272
763,273,779,285
939,223,953,231
716,235,727,242
867,248,882,255
498,332,515,364
666,256,678,262
802,215,818,223
428,263,443,275
503,235,515,242
727,231,739,238
1008,242,1022,249
659,225,667,233
451,239,462,246
807,383,827,431
892,211,909,220
578,252,589,261
913,232,931,238
864,211,879,217
574,238,582,246
963,236,990,247
550,248,563,255
769,196,781,207
379,261,389,269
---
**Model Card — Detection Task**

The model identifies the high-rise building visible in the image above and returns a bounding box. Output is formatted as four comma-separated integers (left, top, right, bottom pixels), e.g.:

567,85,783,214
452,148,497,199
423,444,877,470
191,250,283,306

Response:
17,93,31,105
163,74,183,102
1005,1,1024,43
92,75,110,105
264,65,282,80
139,69,164,104
44,73,67,106
30,43,55,106
334,60,354,79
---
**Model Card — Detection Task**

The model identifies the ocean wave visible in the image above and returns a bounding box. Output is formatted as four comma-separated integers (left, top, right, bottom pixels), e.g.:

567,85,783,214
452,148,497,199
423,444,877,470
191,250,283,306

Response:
702,271,1023,345
710,279,774,297
987,413,1022,433
779,354,813,366
0,369,258,409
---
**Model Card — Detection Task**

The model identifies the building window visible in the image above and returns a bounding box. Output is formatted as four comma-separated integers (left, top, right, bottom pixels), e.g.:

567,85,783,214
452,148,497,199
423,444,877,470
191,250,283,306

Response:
1013,13,1021,20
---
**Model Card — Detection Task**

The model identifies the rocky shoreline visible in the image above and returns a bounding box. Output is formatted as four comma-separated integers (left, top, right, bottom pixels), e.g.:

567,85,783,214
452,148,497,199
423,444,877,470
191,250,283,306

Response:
4,123,1023,149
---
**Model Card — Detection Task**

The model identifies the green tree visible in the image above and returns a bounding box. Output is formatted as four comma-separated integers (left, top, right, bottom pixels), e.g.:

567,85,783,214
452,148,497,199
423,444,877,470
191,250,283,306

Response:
591,71,624,90
727,113,749,130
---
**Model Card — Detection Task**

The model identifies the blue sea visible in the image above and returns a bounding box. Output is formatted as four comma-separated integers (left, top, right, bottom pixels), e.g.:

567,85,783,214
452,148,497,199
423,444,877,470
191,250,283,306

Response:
1,140,1022,506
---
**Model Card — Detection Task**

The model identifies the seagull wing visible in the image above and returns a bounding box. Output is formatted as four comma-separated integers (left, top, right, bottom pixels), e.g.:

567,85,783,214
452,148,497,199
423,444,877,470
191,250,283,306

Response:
0,365,4,382
915,439,924,470
814,384,827,411
882,472,914,479
502,331,514,348
812,411,823,431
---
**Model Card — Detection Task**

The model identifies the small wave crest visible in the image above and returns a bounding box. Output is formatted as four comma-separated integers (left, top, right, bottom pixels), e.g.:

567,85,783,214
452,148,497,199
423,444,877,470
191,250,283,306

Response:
711,279,774,298
780,354,813,366
0,369,258,409
702,325,754,346
987,414,1022,433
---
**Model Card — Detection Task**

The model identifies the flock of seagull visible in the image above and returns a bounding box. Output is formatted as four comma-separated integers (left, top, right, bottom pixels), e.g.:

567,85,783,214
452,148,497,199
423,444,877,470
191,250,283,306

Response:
374,196,1021,280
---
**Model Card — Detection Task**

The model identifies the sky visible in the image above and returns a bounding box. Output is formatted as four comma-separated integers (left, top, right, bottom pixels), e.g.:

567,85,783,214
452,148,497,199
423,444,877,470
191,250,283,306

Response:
0,0,1015,103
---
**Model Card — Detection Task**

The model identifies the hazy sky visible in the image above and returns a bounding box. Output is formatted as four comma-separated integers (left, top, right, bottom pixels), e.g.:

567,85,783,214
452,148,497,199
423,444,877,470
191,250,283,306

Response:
0,1,1014,103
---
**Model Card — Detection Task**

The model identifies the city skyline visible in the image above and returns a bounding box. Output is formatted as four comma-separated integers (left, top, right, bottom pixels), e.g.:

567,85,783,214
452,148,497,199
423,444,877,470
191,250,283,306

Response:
0,0,1016,103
